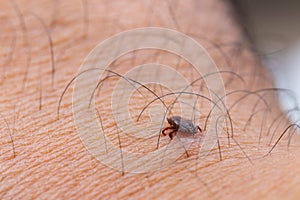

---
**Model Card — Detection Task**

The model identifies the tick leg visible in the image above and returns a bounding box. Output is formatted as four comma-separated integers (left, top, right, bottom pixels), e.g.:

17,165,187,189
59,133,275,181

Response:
162,127,174,136
168,130,178,140
198,126,202,133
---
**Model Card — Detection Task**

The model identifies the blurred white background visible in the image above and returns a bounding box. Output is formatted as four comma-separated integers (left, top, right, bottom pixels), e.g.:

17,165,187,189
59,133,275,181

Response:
232,0,300,124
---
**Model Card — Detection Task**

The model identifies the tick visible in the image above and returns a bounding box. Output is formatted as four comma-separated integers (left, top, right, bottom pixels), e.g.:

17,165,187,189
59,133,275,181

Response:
162,116,202,140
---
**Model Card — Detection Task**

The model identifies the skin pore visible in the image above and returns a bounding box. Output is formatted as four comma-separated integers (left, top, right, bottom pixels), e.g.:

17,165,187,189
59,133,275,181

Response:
1,0,300,199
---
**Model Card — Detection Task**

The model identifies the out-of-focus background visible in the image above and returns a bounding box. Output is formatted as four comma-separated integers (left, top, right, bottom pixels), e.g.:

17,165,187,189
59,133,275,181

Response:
231,0,300,124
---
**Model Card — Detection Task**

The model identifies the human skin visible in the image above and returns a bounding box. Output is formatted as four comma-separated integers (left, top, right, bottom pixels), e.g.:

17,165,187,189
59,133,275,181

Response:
1,0,300,199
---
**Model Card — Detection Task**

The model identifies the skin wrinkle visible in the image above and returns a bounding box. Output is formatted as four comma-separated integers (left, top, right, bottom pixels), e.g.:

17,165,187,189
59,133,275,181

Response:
0,0,300,199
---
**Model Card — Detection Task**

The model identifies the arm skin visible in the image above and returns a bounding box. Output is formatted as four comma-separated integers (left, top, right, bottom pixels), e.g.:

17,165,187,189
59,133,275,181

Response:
1,0,300,199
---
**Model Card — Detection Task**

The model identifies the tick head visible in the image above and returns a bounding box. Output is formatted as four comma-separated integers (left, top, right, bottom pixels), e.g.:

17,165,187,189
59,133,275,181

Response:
167,117,174,126
167,117,179,129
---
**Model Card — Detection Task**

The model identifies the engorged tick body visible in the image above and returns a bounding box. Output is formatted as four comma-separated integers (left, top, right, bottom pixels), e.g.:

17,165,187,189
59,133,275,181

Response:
162,116,202,140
